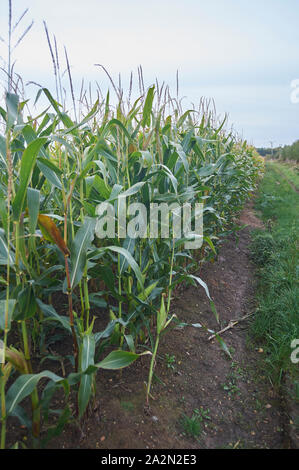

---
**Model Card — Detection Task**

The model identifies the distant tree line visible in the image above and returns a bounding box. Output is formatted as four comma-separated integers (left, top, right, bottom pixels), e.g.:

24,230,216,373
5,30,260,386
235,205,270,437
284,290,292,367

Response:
257,141,299,162
257,147,276,158
280,140,299,162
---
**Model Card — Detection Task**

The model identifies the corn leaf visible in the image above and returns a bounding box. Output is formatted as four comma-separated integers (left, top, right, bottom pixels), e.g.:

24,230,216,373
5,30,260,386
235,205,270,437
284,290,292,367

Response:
12,138,47,221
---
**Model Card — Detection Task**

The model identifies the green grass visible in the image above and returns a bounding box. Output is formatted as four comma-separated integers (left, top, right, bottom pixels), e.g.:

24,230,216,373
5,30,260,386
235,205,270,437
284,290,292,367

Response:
181,412,202,439
221,362,244,398
251,162,299,388
165,354,176,371
273,161,299,190
180,408,211,439
120,401,135,412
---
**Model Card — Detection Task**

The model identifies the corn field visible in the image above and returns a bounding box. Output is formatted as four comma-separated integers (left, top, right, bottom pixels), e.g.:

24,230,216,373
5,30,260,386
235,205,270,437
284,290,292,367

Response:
0,55,264,447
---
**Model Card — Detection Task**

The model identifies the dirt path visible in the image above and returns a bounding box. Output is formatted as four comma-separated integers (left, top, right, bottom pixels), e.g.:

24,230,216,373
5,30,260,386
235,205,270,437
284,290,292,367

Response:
270,162,299,194
53,201,291,449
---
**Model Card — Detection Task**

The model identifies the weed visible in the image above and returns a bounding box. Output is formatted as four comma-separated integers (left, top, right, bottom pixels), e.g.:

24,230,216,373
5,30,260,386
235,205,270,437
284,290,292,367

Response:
180,408,211,439
120,401,134,413
165,354,176,371
222,363,245,398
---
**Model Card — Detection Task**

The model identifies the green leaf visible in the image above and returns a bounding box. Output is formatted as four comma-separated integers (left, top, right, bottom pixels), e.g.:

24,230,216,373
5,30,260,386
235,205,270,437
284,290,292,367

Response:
0,134,7,167
188,274,219,323
120,181,145,199
198,164,217,177
92,174,111,199
96,350,141,370
94,265,114,291
107,119,133,142
78,334,95,418
141,86,155,128
94,321,117,345
209,300,219,323
27,188,40,235
37,159,62,189
6,371,63,416
0,299,16,331
70,217,97,289
6,92,19,129
10,405,32,431
124,335,135,353
36,299,71,332
188,274,212,300
0,229,14,265
42,88,74,129
119,236,136,275
104,246,144,289
157,295,167,334
83,350,151,375
12,138,48,221
137,281,158,301
63,99,99,135
177,109,195,128
214,334,232,359
41,406,71,448
156,164,178,194
14,286,37,321
203,236,217,255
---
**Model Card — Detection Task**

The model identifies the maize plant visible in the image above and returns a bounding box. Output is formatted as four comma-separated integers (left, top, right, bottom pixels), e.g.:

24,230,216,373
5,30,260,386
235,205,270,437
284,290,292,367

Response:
0,74,264,448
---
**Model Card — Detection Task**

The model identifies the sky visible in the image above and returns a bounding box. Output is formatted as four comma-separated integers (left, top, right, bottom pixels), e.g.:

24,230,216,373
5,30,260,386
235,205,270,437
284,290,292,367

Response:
0,0,299,147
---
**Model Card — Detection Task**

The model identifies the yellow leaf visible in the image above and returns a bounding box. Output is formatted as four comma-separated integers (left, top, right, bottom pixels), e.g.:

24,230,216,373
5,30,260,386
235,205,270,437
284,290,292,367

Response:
38,214,70,256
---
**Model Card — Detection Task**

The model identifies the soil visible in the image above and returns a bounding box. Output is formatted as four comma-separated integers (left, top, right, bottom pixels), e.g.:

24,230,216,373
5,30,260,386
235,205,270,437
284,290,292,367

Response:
6,199,297,449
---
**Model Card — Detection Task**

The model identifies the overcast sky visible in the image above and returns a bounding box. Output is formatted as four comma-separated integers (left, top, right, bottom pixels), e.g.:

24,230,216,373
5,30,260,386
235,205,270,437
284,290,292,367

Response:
1,0,299,147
